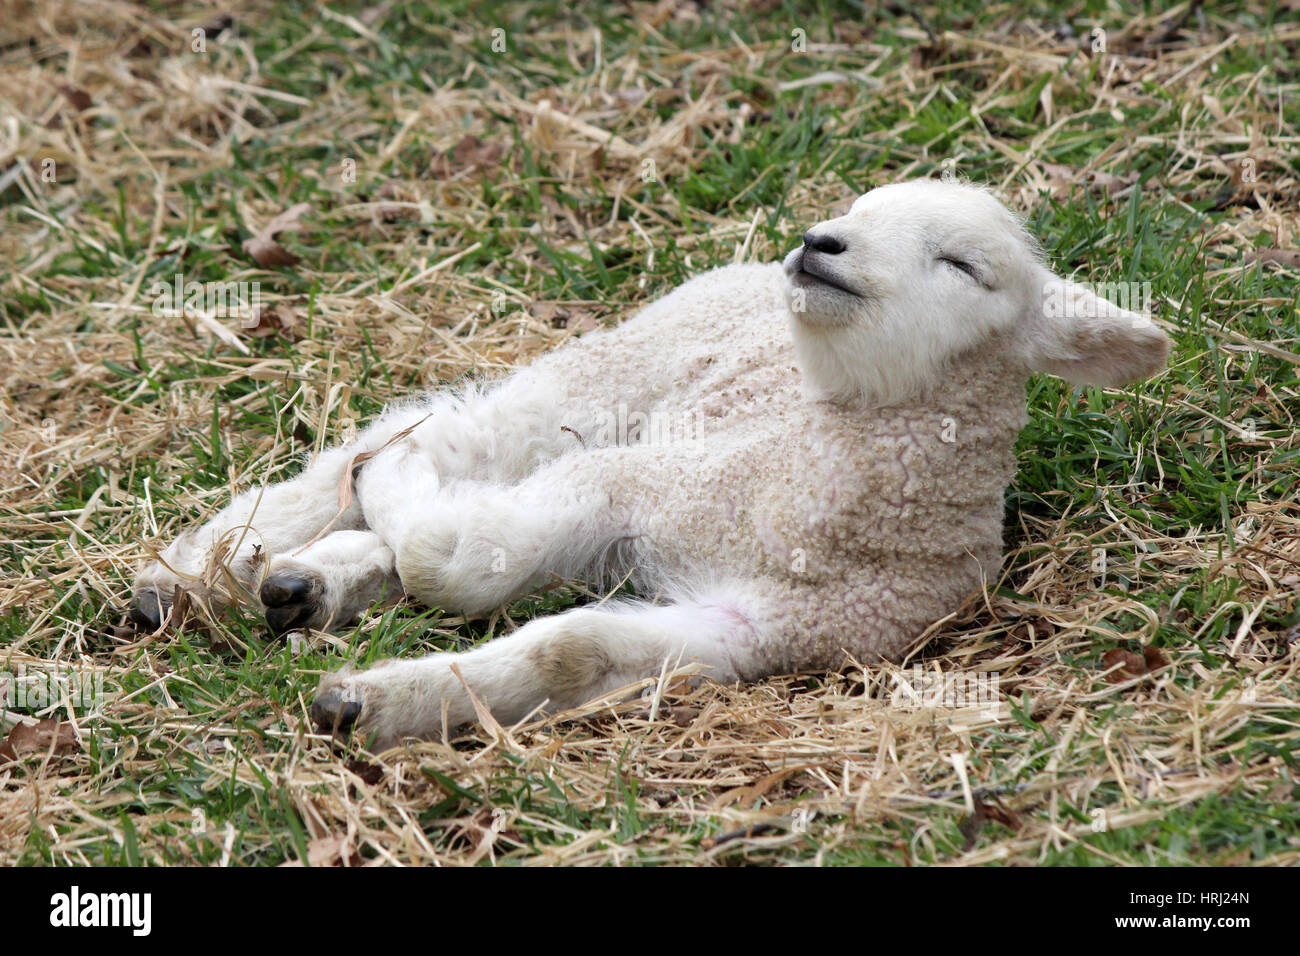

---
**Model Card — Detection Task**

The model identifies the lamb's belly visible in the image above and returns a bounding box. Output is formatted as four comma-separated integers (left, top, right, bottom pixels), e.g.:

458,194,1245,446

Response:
631,433,803,585
630,443,1005,596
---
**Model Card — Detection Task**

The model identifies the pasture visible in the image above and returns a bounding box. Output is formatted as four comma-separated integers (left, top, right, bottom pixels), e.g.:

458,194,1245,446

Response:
1,0,1297,865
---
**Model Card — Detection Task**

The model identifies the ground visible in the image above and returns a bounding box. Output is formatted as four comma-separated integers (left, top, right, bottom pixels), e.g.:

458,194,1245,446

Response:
1,0,1297,866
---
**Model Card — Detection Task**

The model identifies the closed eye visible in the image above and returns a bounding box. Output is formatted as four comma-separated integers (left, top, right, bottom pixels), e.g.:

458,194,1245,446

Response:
939,256,980,282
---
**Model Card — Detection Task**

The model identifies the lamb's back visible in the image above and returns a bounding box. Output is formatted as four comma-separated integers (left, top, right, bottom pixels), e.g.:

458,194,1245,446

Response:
533,262,795,420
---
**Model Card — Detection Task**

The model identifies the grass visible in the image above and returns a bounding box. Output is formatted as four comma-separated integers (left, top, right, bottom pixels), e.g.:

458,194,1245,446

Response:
1,0,1298,865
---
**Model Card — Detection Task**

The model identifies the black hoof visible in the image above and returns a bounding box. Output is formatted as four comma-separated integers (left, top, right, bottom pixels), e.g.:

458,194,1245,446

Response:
312,688,362,734
260,572,321,635
128,587,169,632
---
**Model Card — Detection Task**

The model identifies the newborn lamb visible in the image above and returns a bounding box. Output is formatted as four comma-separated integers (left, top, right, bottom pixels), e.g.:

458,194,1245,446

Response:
130,179,1170,748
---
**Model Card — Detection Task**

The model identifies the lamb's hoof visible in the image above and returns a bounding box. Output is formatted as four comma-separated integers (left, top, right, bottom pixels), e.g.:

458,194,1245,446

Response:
311,688,362,735
260,571,323,635
128,587,170,632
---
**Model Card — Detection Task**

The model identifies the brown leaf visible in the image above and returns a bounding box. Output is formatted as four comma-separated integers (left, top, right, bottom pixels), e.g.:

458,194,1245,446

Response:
0,718,81,764
57,86,93,113
430,135,505,179
529,300,600,332
280,834,363,867
1143,646,1170,672
1243,248,1300,269
242,202,313,268
293,414,432,556
564,310,601,333
241,300,302,339
668,704,700,727
1089,171,1139,195
199,13,235,37
163,583,190,632
1039,163,1138,197
908,40,945,70
124,36,157,58
346,759,384,786
960,796,1022,850
1102,648,1147,682
712,765,812,811
528,300,565,325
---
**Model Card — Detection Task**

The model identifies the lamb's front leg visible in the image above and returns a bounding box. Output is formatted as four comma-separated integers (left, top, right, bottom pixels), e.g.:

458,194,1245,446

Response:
311,594,767,747
258,530,403,634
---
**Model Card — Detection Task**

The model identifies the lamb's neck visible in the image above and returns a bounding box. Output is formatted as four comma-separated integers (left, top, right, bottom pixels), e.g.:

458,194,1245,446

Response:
814,342,1027,431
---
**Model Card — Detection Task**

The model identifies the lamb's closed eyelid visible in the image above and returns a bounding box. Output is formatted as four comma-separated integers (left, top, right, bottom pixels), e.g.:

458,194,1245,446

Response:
937,255,991,288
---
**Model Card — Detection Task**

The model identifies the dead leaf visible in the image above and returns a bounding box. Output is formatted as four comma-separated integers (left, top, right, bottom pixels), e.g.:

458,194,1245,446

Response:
1102,648,1147,681
163,584,191,632
346,759,384,786
1089,170,1140,195
668,704,699,727
293,413,432,555
242,202,313,268
1103,647,1168,683
430,135,505,179
632,703,698,725
198,13,235,37
529,300,565,326
124,36,157,58
529,300,600,332
1143,646,1170,672
241,299,302,339
960,796,1022,850
279,833,362,867
712,765,812,811
1243,249,1300,269
1039,162,1138,197
57,86,93,113
0,718,81,765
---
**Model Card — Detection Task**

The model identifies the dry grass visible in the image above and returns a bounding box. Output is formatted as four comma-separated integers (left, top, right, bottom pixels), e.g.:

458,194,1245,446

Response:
1,0,1298,865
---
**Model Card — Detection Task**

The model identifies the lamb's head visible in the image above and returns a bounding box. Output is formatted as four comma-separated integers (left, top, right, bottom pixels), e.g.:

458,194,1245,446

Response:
783,179,1170,404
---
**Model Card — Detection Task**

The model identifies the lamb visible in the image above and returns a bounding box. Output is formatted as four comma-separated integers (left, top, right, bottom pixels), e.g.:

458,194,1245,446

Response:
129,179,1170,749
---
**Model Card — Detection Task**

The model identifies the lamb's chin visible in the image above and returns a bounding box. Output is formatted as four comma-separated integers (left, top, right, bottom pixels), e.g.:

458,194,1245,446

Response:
783,285,860,329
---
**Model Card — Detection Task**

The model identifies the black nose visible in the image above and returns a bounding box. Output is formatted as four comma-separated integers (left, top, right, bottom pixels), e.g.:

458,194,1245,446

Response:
803,232,846,255
128,587,168,631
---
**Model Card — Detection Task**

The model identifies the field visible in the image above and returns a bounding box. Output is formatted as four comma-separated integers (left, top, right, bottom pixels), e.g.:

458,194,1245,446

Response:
1,0,1298,866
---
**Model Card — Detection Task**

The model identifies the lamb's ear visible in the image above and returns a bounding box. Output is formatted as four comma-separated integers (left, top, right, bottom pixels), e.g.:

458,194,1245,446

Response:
1020,271,1171,387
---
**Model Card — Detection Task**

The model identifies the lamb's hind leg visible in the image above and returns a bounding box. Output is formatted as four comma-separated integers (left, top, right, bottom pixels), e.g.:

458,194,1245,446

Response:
357,445,624,618
130,401,432,630
209,373,593,632
311,590,769,747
